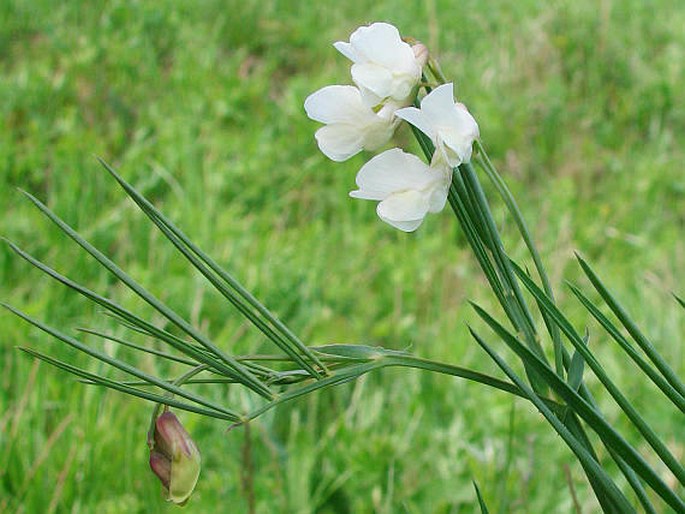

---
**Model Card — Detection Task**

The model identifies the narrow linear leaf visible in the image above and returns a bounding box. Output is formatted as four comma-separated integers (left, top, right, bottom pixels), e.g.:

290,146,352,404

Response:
5,239,252,388
473,481,490,514
17,192,273,399
19,348,239,421
98,158,326,378
512,264,685,486
568,331,587,393
563,413,624,513
459,163,542,359
569,284,685,412
5,303,239,419
247,360,387,421
472,303,685,511
577,255,685,398
475,140,565,377
77,327,197,366
469,328,636,513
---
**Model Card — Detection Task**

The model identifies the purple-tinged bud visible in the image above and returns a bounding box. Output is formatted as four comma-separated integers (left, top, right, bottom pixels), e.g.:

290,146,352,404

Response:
148,411,201,505
412,42,429,68
149,450,172,489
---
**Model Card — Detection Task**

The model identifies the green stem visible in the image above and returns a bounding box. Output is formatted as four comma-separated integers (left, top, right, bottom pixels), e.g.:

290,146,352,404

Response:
475,141,565,377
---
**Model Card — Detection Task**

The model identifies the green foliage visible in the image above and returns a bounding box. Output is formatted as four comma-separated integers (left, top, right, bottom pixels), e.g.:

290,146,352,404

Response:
2,0,685,512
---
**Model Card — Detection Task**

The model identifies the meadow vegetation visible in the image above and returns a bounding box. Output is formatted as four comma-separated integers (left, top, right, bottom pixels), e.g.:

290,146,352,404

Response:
2,0,684,512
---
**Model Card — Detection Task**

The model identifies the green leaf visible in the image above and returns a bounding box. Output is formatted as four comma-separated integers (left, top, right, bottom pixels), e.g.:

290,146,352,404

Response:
472,303,685,510
567,331,587,393
18,348,239,421
577,255,685,399
569,284,685,413
97,158,326,379
469,327,636,513
5,303,240,420
475,141,565,378
5,239,251,387
77,327,198,366
512,263,685,486
473,481,490,514
17,191,274,399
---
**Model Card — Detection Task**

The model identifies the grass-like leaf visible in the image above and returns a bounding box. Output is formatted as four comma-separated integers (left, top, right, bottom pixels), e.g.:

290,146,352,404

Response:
17,190,274,399
469,327,637,513
472,303,685,511
512,264,685,486
567,331,587,393
5,239,253,387
577,255,685,399
459,163,542,356
5,303,240,420
569,284,685,413
475,140,565,377
77,327,198,366
473,481,490,514
18,348,239,421
98,158,327,379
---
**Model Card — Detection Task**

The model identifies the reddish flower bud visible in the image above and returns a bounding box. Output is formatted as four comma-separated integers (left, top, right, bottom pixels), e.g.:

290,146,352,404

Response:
412,42,429,68
148,411,201,505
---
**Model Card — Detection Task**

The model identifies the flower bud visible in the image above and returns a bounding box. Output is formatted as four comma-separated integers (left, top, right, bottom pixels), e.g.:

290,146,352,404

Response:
148,411,201,505
412,42,429,68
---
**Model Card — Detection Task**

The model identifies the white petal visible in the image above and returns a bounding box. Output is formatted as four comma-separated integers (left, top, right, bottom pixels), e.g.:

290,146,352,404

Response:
395,107,436,140
388,76,417,103
430,143,457,168
351,149,432,199
351,63,394,104
427,185,449,212
420,83,457,126
452,103,480,136
304,85,364,124
360,119,395,151
358,86,384,108
426,168,450,212
442,137,473,165
379,216,424,232
349,22,404,67
315,124,363,162
377,189,430,232
333,41,359,62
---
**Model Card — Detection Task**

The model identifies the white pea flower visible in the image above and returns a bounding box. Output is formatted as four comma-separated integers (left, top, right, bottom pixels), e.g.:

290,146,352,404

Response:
304,85,399,162
350,148,451,232
395,82,479,168
334,22,423,107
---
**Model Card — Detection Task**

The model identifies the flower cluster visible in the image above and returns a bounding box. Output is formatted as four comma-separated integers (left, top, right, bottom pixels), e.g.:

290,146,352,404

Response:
305,22,479,231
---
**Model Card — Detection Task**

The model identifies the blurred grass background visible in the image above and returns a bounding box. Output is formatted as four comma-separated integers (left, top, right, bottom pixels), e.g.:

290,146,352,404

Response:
1,0,684,512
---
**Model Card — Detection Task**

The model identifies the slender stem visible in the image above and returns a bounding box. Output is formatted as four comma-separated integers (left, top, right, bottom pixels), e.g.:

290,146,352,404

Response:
475,141,565,377
241,422,256,514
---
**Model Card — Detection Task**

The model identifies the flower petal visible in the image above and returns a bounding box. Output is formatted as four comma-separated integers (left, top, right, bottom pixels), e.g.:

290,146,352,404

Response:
420,83,457,126
351,63,394,104
348,22,405,67
377,189,430,232
304,85,364,124
333,41,359,62
394,106,437,140
350,148,432,199
315,124,364,162
422,165,451,212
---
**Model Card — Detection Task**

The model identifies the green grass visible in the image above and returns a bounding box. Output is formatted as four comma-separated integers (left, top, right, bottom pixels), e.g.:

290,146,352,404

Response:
2,0,684,512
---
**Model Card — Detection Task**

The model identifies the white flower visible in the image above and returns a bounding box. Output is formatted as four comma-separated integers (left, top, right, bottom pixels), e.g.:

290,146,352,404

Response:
395,83,479,168
304,85,398,162
350,148,451,232
334,22,422,107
